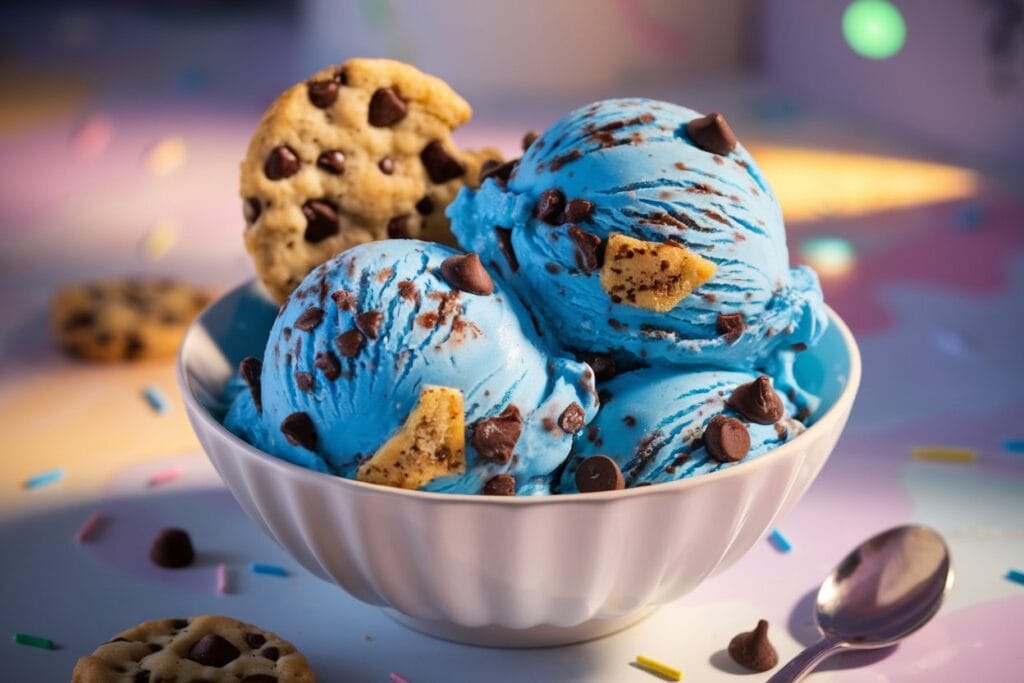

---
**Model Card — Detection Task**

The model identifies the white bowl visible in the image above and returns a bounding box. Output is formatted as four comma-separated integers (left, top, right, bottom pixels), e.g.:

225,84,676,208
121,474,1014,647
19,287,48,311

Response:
178,280,861,647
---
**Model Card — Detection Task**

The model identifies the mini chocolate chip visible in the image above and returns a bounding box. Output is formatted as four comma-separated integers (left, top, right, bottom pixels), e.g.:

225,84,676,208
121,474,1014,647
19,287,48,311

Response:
522,130,540,150
241,676,277,683
245,633,266,649
316,149,346,175
239,356,262,413
148,643,162,652
495,227,519,272
335,329,365,357
471,405,523,464
259,646,280,661
280,412,317,450
368,87,408,127
188,633,240,668
149,528,194,569
264,145,300,180
479,159,517,187
686,112,738,155
716,312,745,343
567,226,602,273
577,352,616,381
398,280,417,300
703,415,751,463
171,620,189,629
302,199,339,243
294,306,325,331
295,371,314,393
792,342,808,352
439,253,494,295
420,140,466,183
332,290,356,310
124,333,145,360
730,376,784,424
387,214,410,238
482,473,516,496
728,620,779,672
415,196,435,215
536,189,566,224
558,403,586,434
564,198,594,223
244,197,261,224
575,455,625,492
314,351,341,380
355,310,384,339
307,79,339,108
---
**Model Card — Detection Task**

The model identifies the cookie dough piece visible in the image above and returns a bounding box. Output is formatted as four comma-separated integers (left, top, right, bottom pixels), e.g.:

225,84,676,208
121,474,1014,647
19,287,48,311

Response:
52,279,210,362
72,615,315,682
241,57,501,302
599,232,716,312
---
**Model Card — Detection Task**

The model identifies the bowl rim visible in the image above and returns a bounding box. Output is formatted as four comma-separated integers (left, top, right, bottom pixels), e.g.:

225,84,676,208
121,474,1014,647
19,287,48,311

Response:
177,283,861,505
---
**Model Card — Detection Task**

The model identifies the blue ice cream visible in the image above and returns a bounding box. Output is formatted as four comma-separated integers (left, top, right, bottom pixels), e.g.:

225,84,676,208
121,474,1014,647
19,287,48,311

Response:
449,99,827,373
224,239,598,495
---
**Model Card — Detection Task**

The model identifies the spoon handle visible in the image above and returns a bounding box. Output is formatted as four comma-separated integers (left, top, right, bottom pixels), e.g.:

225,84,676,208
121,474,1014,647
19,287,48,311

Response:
766,635,848,683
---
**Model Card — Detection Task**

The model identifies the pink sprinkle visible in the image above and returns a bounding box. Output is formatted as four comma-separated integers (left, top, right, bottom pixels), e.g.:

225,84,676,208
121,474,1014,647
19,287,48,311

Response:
148,467,184,488
389,674,411,683
72,114,112,158
75,511,104,543
217,564,229,594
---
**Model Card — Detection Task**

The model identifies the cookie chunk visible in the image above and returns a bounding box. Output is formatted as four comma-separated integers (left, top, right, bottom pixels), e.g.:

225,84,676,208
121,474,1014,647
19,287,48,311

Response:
72,615,315,682
241,58,501,302
52,279,210,362
599,233,716,312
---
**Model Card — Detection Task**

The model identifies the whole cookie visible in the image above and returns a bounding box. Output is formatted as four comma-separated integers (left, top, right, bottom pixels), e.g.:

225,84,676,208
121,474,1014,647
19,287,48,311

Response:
52,279,210,362
241,57,500,301
71,615,316,682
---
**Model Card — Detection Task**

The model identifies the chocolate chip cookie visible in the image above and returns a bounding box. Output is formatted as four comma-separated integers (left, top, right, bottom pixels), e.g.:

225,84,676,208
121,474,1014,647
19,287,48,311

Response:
52,279,210,362
240,57,500,302
71,615,315,682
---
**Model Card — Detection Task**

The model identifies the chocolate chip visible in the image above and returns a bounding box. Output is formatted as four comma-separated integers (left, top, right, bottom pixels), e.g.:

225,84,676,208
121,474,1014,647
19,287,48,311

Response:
716,312,745,343
259,646,280,661
558,403,586,434
471,405,523,464
730,376,784,424
479,159,500,182
149,528,195,569
387,214,410,238
686,112,738,155
245,633,266,649
316,149,346,175
574,455,625,492
420,140,466,183
495,227,519,272
241,676,277,683
171,619,189,630
415,196,434,215
522,130,540,151
294,306,325,331
479,159,517,187
728,620,779,672
302,199,339,243
549,149,582,171
239,356,263,413
378,156,395,174
307,79,339,108
133,670,149,683
536,189,566,224
264,145,300,180
482,473,516,496
147,643,162,652
564,198,594,223
188,633,240,668
567,227,602,273
124,333,145,360
244,197,262,224
355,310,384,339
64,310,95,330
368,87,408,127
439,253,494,295
295,371,314,393
703,415,751,463
335,329,365,357
398,280,417,300
577,352,616,381
280,412,317,450
314,351,341,380
332,290,356,310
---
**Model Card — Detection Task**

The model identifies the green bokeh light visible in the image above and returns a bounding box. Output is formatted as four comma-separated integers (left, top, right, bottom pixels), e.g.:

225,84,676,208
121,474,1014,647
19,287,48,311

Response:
842,0,906,60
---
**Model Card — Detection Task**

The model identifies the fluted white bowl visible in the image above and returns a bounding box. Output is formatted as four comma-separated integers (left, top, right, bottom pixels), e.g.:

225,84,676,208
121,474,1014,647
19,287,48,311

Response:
178,280,860,647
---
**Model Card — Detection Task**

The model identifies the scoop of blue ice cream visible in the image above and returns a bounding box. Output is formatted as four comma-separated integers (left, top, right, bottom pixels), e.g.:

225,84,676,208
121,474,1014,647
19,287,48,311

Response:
558,367,804,492
449,98,827,372
224,239,598,495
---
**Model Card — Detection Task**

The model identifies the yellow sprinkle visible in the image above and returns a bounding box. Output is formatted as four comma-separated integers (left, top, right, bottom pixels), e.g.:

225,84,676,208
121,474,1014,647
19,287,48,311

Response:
635,655,682,681
140,218,180,260
145,136,187,176
911,447,976,463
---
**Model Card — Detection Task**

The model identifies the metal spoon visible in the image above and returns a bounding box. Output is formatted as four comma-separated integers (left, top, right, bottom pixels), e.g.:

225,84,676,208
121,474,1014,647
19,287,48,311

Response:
767,524,953,682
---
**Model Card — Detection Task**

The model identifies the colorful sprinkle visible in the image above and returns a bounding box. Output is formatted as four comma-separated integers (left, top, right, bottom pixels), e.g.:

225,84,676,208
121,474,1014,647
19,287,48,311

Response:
140,219,180,260
13,633,56,650
911,447,977,463
634,655,682,681
147,467,184,488
800,237,855,277
217,563,229,594
24,469,64,490
250,563,288,577
71,114,112,158
145,136,187,176
75,511,104,544
768,529,793,553
1006,569,1024,586
143,385,170,414
1002,439,1024,454
389,673,411,683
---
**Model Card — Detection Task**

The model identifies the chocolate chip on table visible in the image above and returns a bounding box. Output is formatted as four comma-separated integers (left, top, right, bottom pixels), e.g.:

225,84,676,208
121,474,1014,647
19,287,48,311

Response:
149,528,195,569
716,312,745,343
302,199,339,243
558,402,586,434
574,455,625,492
307,79,339,108
482,473,516,496
335,329,365,357
522,130,540,151
387,214,410,238
420,140,466,183
243,197,261,224
314,351,341,380
440,253,494,295
294,306,325,332
576,352,616,381
415,196,434,215
730,376,784,424
355,310,384,339
280,412,318,450
264,145,300,180
495,227,519,272
564,198,594,223
703,415,751,463
368,87,408,127
378,156,395,175
686,112,738,155
728,619,779,672
245,633,266,649
188,633,240,668
316,150,346,175
567,226,603,273
536,189,566,224
239,356,262,412
471,405,523,464
295,371,315,393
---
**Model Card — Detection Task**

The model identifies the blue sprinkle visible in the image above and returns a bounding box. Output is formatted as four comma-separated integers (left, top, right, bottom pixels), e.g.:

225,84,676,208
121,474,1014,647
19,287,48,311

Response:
768,529,793,553
1006,569,1024,586
1002,439,1024,454
24,468,64,490
143,385,170,414
250,563,288,577
953,202,985,231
